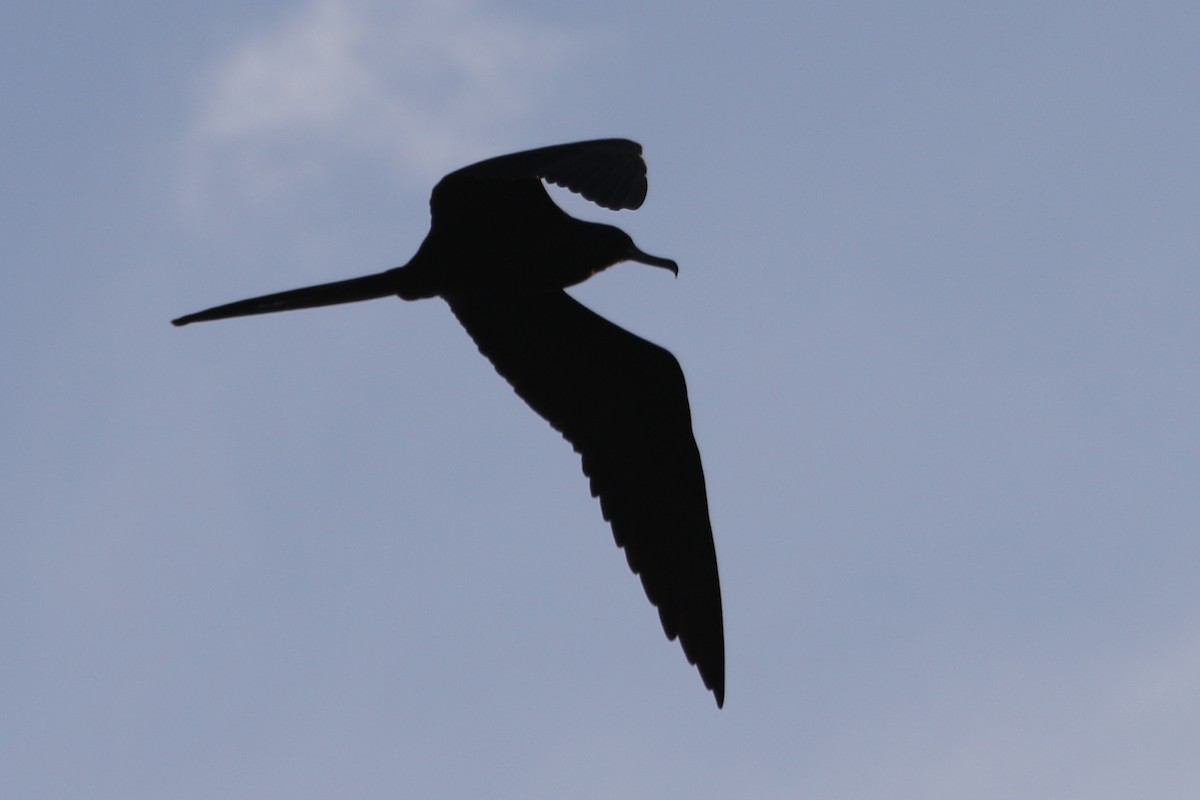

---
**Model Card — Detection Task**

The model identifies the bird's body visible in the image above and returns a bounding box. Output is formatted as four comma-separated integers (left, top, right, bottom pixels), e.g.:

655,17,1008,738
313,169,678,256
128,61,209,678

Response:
173,139,725,707
398,179,632,297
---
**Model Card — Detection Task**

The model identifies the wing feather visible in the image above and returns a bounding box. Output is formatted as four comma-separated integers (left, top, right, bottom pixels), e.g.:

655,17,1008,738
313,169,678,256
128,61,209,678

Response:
446,290,724,706
439,139,649,211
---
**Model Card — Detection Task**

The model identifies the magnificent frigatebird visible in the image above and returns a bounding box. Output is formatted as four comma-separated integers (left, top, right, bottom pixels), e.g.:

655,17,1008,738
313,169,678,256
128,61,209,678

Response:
173,139,724,707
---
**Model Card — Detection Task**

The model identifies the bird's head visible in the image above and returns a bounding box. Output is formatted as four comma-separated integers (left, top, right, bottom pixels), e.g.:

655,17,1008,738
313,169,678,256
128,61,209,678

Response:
593,224,679,276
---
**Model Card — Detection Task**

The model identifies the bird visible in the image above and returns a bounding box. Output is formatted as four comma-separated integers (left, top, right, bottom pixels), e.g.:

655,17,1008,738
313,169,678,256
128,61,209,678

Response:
173,139,725,707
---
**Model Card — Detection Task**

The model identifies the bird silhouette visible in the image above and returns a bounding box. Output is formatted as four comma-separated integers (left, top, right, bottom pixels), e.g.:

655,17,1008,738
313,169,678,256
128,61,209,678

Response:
173,139,724,707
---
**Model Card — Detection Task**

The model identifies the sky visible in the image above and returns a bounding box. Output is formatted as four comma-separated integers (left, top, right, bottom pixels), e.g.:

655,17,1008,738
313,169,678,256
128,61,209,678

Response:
4,1,1199,797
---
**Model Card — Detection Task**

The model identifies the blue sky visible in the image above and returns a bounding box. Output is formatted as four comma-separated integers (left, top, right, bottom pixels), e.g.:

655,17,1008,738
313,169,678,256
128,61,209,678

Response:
4,1,1199,797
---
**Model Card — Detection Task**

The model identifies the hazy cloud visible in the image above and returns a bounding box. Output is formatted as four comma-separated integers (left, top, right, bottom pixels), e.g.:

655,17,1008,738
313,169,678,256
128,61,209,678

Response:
181,0,574,211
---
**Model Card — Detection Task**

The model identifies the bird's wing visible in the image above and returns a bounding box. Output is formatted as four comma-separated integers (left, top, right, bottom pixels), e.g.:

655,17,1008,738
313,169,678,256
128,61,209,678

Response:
437,139,650,212
446,290,725,706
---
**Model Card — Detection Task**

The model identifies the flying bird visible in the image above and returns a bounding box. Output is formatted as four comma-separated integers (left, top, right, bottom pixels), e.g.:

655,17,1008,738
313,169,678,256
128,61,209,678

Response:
173,139,724,707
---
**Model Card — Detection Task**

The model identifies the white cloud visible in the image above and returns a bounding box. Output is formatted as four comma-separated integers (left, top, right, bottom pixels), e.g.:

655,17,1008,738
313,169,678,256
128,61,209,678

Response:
181,0,575,210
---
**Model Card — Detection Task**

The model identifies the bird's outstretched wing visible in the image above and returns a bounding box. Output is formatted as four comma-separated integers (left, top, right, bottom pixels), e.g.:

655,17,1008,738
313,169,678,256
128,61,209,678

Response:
439,139,650,211
447,290,725,706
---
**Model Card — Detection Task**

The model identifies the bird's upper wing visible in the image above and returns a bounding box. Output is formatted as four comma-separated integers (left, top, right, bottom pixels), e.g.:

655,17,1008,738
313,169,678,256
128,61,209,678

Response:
446,290,725,706
437,139,650,212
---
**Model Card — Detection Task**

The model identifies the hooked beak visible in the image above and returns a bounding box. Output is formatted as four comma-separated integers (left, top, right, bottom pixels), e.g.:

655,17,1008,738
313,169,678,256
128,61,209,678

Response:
624,244,679,276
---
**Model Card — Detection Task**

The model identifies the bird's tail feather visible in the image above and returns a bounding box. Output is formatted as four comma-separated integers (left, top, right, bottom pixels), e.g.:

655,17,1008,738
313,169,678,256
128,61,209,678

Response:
172,270,401,326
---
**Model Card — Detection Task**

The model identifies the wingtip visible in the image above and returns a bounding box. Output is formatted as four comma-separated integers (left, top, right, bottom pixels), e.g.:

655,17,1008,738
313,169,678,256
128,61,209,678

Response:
707,670,726,709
